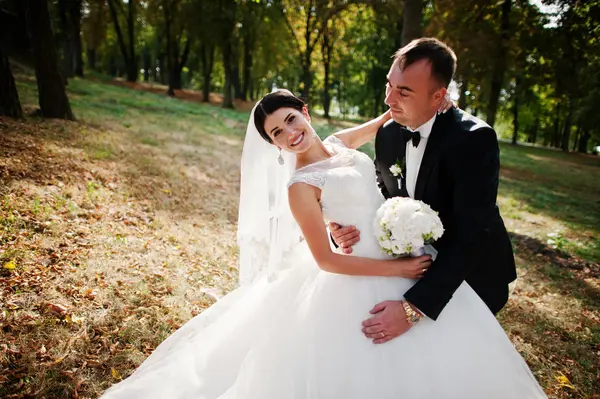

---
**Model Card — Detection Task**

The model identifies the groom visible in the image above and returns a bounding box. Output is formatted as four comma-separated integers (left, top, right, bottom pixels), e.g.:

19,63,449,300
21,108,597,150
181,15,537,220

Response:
331,38,517,344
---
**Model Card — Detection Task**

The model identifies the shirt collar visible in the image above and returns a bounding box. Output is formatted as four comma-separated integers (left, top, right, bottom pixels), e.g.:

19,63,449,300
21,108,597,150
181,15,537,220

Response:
408,113,437,139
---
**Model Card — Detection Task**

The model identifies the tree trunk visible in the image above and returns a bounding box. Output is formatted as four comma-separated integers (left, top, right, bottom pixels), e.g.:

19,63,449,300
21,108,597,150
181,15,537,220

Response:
402,0,423,46
232,49,243,100
511,76,520,145
338,78,345,117
222,40,234,108
109,55,117,77
154,33,162,83
108,0,137,82
201,44,214,102
87,48,97,70
572,127,579,151
561,100,573,152
218,0,236,108
152,57,159,82
552,118,561,148
249,80,255,101
371,65,382,118
0,39,23,118
486,0,511,128
142,49,150,82
301,61,311,102
242,33,253,101
577,130,589,153
126,0,137,82
323,63,331,119
26,0,75,120
70,0,84,77
171,38,190,91
528,117,539,144
171,69,182,91
322,25,333,119
25,0,75,120
164,2,175,96
158,55,165,84
58,0,74,79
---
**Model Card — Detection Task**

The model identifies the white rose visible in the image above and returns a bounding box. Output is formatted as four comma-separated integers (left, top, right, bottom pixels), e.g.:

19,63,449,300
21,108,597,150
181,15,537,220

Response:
389,164,402,176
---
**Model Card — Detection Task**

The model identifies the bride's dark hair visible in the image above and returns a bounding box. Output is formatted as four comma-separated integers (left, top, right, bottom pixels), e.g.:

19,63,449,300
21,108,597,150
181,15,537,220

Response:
254,89,306,143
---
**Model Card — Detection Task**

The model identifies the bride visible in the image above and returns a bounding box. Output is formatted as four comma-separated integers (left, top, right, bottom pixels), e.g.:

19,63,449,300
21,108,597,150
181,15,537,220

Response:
100,90,547,398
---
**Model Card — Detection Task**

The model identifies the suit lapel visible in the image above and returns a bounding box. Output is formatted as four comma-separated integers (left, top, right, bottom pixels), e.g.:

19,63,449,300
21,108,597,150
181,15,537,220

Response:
414,113,449,200
397,127,410,198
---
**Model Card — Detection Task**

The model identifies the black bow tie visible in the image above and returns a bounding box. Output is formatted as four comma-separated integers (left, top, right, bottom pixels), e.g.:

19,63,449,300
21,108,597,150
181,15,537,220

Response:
407,131,421,148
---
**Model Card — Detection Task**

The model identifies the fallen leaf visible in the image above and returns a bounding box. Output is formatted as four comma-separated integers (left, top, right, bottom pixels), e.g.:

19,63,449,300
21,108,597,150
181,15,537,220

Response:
47,303,69,316
65,314,85,324
111,368,122,380
554,372,575,390
3,260,16,270
84,288,98,300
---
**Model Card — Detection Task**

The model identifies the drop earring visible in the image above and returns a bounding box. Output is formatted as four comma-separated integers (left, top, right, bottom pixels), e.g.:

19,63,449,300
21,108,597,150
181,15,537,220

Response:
278,149,285,165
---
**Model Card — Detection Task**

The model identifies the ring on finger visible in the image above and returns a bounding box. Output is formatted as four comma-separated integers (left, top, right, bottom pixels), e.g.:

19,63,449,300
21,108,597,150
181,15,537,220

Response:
378,332,385,338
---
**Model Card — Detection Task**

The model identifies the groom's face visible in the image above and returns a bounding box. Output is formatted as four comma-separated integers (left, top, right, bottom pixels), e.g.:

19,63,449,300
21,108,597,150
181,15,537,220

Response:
385,58,442,129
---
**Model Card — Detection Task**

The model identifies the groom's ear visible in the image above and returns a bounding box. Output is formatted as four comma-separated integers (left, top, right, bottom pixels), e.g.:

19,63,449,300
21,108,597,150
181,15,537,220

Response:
431,87,447,107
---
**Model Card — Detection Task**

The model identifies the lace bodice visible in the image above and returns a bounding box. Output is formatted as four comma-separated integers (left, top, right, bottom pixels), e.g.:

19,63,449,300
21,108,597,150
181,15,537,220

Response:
288,136,391,260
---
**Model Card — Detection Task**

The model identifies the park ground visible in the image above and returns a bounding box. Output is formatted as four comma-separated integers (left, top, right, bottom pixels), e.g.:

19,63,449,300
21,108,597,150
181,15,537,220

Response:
1,69,599,398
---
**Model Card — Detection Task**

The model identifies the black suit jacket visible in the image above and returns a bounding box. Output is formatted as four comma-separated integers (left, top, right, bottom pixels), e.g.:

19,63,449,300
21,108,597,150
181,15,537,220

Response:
374,108,517,320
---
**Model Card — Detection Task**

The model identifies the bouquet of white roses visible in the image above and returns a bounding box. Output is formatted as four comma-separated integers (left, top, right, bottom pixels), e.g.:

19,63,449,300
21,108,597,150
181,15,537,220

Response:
374,197,444,257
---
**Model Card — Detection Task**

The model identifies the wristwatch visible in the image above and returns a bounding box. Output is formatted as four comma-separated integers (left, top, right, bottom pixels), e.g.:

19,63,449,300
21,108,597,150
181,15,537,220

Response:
402,300,422,327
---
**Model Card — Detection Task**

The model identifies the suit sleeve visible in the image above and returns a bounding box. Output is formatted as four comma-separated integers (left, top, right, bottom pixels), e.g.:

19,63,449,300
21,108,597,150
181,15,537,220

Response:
403,127,501,320
374,132,391,199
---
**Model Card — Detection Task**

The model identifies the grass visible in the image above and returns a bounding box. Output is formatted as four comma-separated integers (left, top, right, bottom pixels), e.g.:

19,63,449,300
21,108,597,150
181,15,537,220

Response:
498,144,600,262
1,70,599,398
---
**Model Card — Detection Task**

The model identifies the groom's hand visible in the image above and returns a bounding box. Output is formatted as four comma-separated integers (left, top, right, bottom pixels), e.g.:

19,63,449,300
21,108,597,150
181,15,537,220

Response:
361,300,416,344
329,222,360,254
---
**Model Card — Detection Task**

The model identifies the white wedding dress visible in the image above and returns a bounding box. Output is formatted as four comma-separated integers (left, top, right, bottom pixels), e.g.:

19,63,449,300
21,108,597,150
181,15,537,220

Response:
101,136,547,399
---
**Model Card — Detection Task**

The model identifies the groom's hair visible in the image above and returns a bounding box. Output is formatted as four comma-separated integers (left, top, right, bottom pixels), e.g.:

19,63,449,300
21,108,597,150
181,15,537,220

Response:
394,38,457,88
254,90,306,143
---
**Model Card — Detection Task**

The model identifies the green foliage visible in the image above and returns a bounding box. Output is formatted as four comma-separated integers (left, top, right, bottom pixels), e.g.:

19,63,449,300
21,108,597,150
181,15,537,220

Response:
3,0,597,150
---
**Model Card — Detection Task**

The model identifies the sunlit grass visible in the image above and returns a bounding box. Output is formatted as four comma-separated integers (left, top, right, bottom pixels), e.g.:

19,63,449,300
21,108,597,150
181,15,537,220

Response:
2,71,599,398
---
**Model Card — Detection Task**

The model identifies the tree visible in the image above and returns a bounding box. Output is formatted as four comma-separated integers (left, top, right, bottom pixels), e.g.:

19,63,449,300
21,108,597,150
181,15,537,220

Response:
107,0,138,82
239,0,263,100
200,42,215,102
70,0,84,77
0,38,22,118
162,0,191,95
486,0,512,128
402,0,422,45
83,0,108,71
217,0,237,108
25,0,75,120
57,0,75,79
279,0,355,102
321,18,334,118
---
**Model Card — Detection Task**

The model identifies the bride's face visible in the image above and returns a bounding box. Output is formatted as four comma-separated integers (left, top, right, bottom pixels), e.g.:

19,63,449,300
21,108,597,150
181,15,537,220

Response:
263,106,315,154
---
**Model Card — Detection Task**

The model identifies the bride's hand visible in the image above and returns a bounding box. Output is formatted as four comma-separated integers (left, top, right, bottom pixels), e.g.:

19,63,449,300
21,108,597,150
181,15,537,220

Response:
437,93,455,114
380,109,392,122
394,255,432,278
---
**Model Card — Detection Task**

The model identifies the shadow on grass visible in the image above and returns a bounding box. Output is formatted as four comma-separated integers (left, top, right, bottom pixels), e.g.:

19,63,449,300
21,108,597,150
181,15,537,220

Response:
509,231,600,308
0,118,88,190
499,301,600,398
501,232,600,397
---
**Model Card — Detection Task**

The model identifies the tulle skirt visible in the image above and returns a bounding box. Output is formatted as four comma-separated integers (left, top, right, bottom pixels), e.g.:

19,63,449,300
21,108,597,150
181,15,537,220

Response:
101,242,547,398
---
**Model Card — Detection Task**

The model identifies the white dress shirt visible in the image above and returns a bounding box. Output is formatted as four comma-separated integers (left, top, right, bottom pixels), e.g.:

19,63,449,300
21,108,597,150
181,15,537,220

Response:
405,114,437,199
